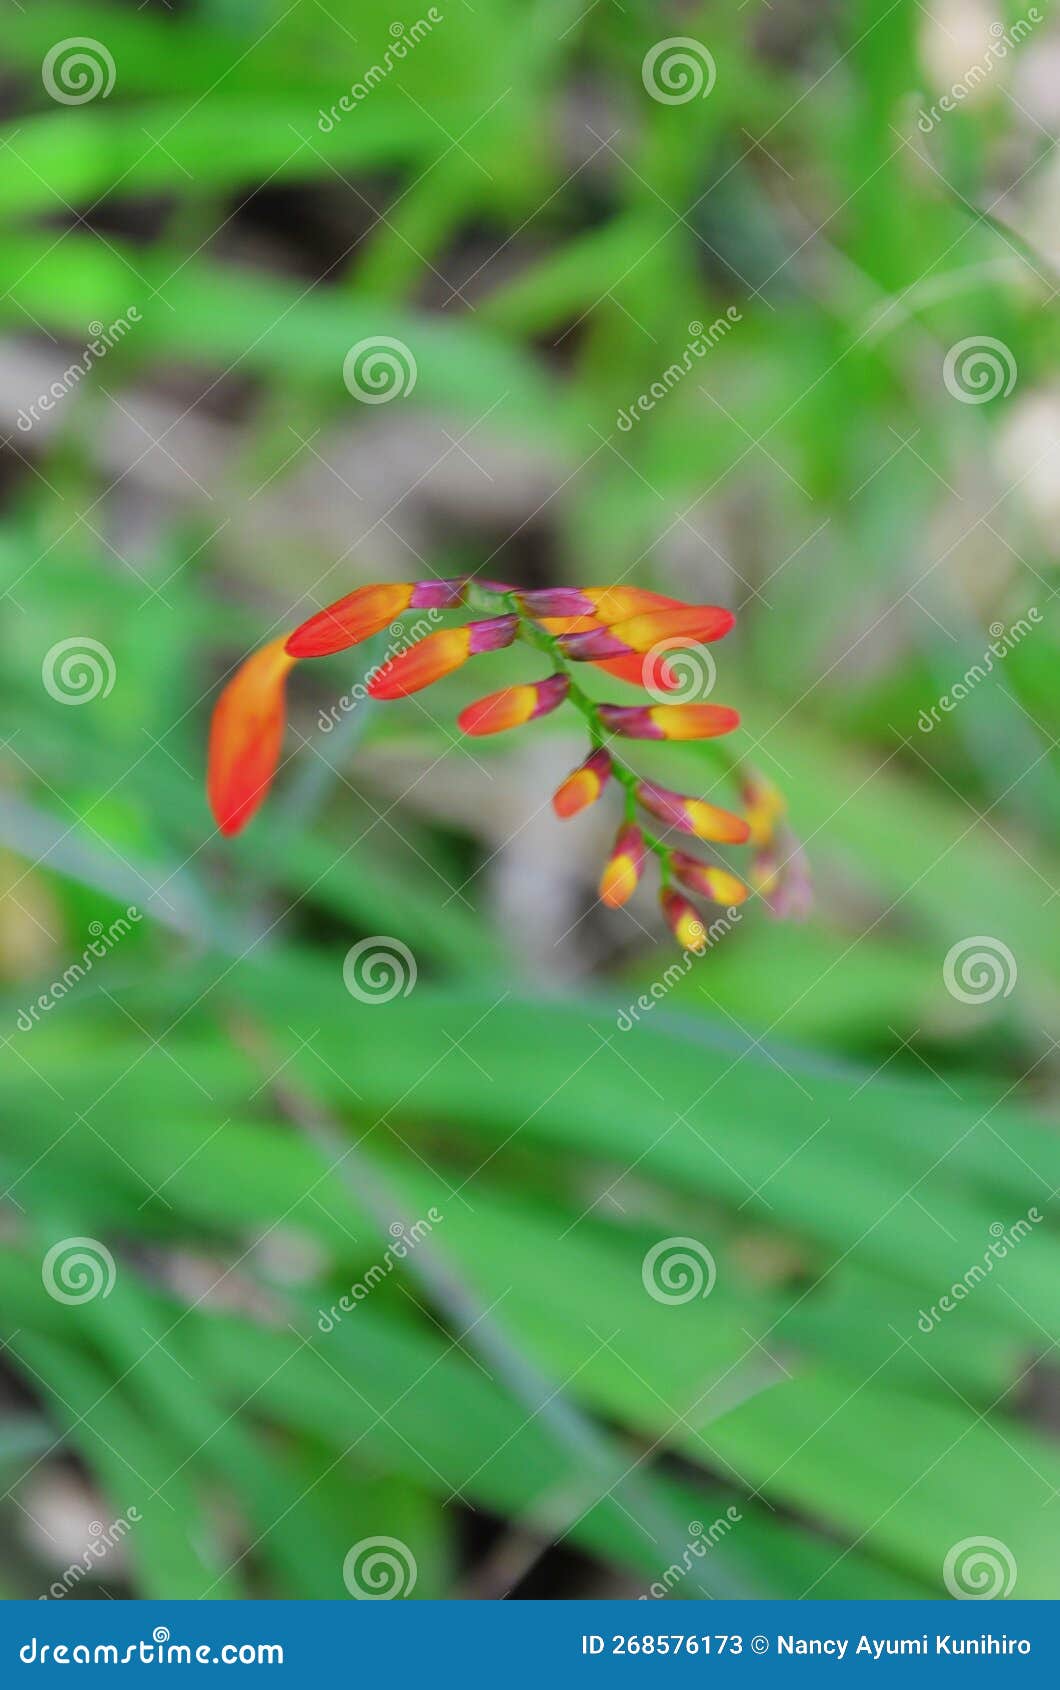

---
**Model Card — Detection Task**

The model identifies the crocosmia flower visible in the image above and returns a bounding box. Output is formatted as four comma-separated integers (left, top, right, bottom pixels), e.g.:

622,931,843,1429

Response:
552,749,612,818
368,616,518,700
458,674,569,736
636,780,750,845
207,637,294,836
556,605,734,660
660,888,708,952
287,579,469,657
206,577,804,949
598,703,739,741
671,852,749,907
599,824,646,908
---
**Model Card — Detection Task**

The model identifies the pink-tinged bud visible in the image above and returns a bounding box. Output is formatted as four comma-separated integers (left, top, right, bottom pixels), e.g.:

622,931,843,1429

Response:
599,825,646,908
557,606,735,660
671,852,749,907
751,830,813,920
519,587,680,623
660,888,709,952
467,614,519,654
636,781,751,845
598,703,740,741
286,578,469,658
552,749,612,819
458,673,569,736
517,588,596,618
368,615,518,701
410,577,471,611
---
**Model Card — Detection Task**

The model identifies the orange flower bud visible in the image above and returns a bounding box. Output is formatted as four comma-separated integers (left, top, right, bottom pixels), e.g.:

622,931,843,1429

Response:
367,616,517,701
552,749,612,818
458,674,569,736
636,781,751,845
207,638,295,837
671,852,749,906
660,887,709,952
599,825,646,908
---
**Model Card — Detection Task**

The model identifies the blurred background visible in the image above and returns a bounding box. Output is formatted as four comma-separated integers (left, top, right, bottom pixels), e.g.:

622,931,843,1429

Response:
0,0,1058,1602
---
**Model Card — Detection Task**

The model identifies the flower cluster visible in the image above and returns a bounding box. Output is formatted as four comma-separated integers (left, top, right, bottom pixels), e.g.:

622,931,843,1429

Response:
207,578,808,948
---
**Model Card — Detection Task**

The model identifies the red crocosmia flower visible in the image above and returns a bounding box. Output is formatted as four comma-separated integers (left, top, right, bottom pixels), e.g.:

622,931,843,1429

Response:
286,578,468,658
598,703,740,741
636,780,751,845
207,637,294,836
557,605,734,660
660,887,709,952
599,824,646,908
536,618,678,691
671,852,749,907
518,586,680,622
458,673,569,736
367,615,518,701
207,575,799,948
552,749,612,818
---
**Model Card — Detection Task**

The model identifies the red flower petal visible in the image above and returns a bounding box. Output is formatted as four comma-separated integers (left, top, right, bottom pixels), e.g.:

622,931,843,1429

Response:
207,638,294,837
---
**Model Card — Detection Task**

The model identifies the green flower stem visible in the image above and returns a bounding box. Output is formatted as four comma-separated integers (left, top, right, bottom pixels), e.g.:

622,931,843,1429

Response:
504,599,673,870
464,581,750,892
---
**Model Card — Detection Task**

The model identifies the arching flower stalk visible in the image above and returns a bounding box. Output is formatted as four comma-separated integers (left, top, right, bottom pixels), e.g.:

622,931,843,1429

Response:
207,578,806,949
